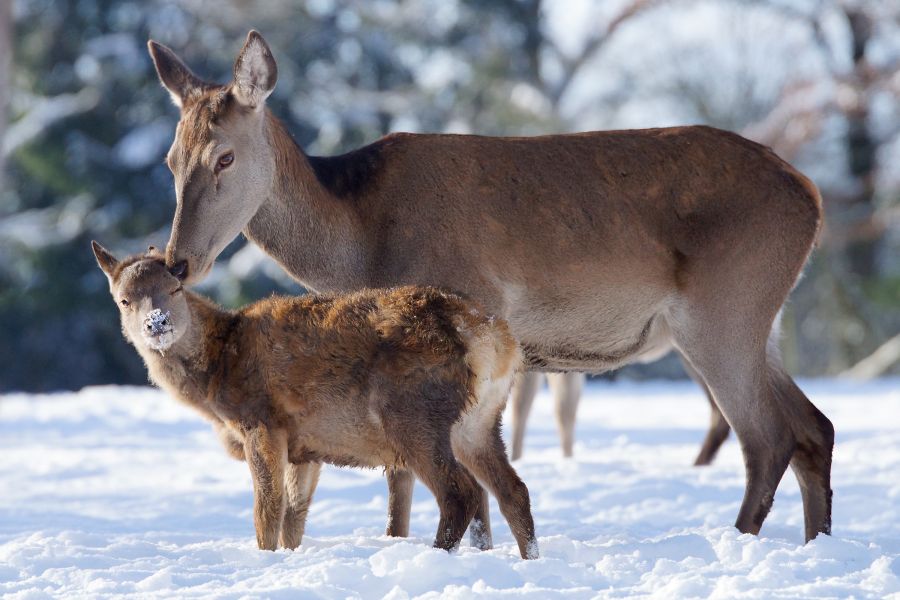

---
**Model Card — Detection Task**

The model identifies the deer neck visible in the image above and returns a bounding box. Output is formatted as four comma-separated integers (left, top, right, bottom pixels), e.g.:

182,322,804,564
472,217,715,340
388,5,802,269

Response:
244,113,369,293
139,294,237,416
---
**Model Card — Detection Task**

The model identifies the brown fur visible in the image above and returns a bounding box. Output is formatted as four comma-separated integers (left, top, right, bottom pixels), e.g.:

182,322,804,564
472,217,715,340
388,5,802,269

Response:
91,245,537,558
148,32,833,543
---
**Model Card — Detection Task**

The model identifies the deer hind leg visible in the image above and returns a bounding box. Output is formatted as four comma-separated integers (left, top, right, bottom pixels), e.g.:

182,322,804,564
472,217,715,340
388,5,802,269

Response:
509,371,541,460
468,486,493,550
385,468,415,537
280,461,321,550
404,441,481,552
679,354,731,466
455,417,538,559
693,389,731,467
773,366,834,540
547,372,584,457
669,177,829,540
670,268,832,539
671,311,796,537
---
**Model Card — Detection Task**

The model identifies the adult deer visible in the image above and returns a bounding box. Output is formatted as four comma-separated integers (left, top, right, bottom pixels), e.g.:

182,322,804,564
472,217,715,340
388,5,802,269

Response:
149,31,832,542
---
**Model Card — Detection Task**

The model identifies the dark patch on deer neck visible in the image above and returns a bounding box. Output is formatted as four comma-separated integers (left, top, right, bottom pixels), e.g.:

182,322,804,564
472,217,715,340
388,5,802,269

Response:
307,139,390,200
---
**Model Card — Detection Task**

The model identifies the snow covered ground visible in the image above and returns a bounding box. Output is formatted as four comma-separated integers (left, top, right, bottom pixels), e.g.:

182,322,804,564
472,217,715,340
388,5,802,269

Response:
1,379,899,599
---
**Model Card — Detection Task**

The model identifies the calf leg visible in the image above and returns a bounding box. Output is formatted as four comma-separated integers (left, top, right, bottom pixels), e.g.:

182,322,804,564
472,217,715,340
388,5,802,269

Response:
456,420,538,559
385,468,415,537
428,465,482,552
244,427,288,550
408,450,481,552
280,462,322,550
468,486,493,550
547,372,584,457
509,372,541,460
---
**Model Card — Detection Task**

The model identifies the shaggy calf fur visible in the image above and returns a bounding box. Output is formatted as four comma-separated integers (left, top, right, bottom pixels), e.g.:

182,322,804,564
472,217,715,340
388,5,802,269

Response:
92,242,537,558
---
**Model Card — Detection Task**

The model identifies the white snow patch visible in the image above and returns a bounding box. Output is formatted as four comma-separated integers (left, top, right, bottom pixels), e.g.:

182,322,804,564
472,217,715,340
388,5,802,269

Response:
0,379,899,597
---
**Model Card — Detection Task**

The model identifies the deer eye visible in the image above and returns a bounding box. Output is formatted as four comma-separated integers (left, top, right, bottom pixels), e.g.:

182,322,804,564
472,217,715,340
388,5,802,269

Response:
216,152,234,172
170,285,183,296
120,299,130,307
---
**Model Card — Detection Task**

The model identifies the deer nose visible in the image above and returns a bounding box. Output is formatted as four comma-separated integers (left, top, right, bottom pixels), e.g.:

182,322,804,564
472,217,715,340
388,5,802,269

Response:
144,309,171,335
169,260,188,281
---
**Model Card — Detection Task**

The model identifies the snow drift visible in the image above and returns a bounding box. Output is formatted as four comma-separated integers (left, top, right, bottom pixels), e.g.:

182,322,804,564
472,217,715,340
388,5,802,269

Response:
1,379,898,598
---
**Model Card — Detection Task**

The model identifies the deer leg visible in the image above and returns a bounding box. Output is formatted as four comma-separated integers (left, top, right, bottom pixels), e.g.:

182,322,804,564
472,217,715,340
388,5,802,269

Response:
665,177,828,541
673,324,795,537
280,461,321,550
679,354,731,466
509,371,541,460
427,464,482,552
693,391,731,467
547,372,584,457
773,367,834,541
245,427,288,550
406,445,481,553
468,486,492,550
455,418,538,559
385,468,415,537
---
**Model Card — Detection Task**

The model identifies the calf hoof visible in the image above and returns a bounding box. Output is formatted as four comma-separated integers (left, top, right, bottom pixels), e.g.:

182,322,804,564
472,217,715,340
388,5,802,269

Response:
256,536,278,551
523,538,540,560
469,518,493,551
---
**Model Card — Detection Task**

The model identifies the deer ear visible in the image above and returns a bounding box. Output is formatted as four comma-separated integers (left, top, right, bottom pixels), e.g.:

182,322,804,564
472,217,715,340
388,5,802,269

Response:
91,240,119,280
148,40,205,108
231,30,277,110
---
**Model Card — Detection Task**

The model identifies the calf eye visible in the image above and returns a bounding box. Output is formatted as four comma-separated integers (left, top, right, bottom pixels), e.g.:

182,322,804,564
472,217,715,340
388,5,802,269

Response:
120,299,130,307
216,152,234,172
170,286,183,296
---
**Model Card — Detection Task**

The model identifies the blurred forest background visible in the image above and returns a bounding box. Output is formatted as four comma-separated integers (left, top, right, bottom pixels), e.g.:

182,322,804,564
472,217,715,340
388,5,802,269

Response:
0,0,898,391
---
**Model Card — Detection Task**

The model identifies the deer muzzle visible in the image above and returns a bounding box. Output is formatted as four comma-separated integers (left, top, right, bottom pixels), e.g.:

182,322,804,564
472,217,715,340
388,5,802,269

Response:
142,309,176,351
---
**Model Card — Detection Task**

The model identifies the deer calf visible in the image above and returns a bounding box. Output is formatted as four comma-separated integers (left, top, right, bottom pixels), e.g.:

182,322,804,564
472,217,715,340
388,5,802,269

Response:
92,242,538,559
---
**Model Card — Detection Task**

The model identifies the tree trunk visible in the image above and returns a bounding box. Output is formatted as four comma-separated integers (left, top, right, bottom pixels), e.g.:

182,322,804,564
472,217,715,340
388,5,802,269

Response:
843,8,877,278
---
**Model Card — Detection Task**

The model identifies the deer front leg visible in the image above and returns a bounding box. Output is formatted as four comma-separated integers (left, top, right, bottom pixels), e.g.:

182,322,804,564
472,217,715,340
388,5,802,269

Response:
245,427,288,550
280,462,322,550
386,468,415,537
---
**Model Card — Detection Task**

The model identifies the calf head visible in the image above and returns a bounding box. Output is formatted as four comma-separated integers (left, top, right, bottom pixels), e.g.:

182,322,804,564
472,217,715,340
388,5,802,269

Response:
92,241,191,353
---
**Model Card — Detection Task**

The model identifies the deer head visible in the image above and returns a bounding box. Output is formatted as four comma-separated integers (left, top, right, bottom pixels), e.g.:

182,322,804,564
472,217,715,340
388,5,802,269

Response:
92,241,191,352
148,31,278,284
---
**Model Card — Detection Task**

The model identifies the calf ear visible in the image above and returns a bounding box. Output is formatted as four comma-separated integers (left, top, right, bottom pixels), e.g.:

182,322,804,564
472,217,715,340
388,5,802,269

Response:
148,40,205,108
231,30,277,110
91,241,119,280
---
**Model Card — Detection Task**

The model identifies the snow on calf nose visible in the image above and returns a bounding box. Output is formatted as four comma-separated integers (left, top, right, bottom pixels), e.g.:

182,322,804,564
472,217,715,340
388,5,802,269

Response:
142,308,175,351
